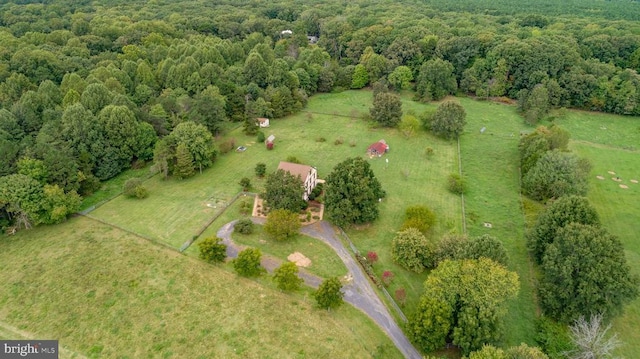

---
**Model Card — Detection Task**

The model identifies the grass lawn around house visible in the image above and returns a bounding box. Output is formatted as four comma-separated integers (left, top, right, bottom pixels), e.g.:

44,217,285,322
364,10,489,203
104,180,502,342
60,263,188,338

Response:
0,217,403,359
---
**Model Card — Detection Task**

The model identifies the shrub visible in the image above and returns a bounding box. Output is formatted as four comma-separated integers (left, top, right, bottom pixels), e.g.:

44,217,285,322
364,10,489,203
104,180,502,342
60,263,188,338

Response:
424,147,434,158
134,185,149,199
367,251,379,264
447,173,467,195
218,138,236,154
286,156,301,164
334,137,344,145
308,183,324,201
239,199,253,215
255,162,266,177
235,218,254,235
356,253,382,288
266,142,274,150
198,237,227,263
382,270,394,287
239,177,251,191
401,205,436,235
257,131,265,143
273,261,303,291
123,178,147,199
535,316,573,358
233,248,262,277
314,277,344,310
395,288,407,306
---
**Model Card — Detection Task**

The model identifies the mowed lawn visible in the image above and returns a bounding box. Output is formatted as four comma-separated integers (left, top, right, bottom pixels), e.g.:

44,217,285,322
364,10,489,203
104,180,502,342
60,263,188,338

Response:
0,217,402,359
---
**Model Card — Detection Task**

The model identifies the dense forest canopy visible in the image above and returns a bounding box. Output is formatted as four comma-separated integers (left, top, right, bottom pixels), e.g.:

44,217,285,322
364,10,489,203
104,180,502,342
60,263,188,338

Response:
1,0,640,229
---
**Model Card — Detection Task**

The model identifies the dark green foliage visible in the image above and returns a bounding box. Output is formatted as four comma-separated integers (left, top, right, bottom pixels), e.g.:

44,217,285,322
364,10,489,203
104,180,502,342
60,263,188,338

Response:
255,162,266,177
519,130,551,176
239,177,251,191
432,101,467,139
434,234,508,267
535,316,573,359
123,177,147,199
256,131,266,143
263,169,305,213
416,59,457,101
198,237,227,263
325,157,385,227
314,277,344,310
391,228,434,273
307,182,323,201
522,150,590,201
519,84,550,124
273,261,303,291
400,205,436,235
370,92,403,127
447,173,467,195
263,209,300,241
175,143,195,179
539,223,639,323
233,248,263,277
234,218,254,235
527,195,600,264
218,138,236,154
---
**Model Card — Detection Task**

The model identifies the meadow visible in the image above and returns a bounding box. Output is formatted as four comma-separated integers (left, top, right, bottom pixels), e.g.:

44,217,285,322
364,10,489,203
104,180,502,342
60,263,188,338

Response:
0,217,402,358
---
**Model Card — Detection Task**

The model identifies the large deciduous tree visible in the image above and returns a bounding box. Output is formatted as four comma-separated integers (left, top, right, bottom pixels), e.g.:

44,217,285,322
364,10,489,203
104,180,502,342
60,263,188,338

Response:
391,228,434,273
522,150,590,201
431,100,467,139
539,223,639,323
324,157,385,227
263,209,300,241
416,58,457,101
263,169,305,212
410,258,519,355
370,92,403,127
527,195,600,264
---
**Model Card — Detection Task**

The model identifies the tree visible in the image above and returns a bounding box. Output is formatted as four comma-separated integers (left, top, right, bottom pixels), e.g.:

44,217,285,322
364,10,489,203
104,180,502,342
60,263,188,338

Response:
255,162,266,177
370,92,403,127
351,64,369,89
239,177,251,191
234,218,254,235
174,143,195,179
263,169,305,212
314,277,343,310
391,228,434,273
416,59,457,101
460,234,509,267
123,178,148,199
233,248,263,277
522,150,591,201
401,205,436,234
519,84,550,125
566,314,621,359
431,100,467,139
168,121,216,174
263,209,300,241
399,114,420,138
388,66,414,90
198,237,227,263
519,130,551,176
324,157,385,227
539,223,639,323
527,195,600,264
410,258,519,355
273,261,303,291
465,344,549,359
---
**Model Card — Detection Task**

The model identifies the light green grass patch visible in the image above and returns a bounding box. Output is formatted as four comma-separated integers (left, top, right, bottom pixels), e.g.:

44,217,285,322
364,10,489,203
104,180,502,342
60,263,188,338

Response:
0,217,402,358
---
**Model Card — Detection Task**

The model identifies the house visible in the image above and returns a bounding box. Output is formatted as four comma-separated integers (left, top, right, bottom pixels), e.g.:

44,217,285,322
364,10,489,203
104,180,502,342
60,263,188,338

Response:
256,118,270,128
277,161,318,201
367,139,389,157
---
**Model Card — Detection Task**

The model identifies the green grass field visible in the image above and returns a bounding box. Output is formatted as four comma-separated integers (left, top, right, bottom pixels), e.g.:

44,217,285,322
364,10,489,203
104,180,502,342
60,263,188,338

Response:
0,217,402,358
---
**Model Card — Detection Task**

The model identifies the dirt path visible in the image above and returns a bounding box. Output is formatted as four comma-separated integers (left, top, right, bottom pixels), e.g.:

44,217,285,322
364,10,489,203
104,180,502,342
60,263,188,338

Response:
217,219,421,359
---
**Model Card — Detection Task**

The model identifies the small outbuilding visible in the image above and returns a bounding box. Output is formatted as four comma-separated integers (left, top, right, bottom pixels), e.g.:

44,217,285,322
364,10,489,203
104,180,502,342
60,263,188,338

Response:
256,118,270,128
266,134,275,150
367,140,389,157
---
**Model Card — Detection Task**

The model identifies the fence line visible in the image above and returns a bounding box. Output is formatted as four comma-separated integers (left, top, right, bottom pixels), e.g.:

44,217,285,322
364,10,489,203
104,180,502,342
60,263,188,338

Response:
179,191,257,252
338,227,408,323
457,137,467,234
79,170,159,215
